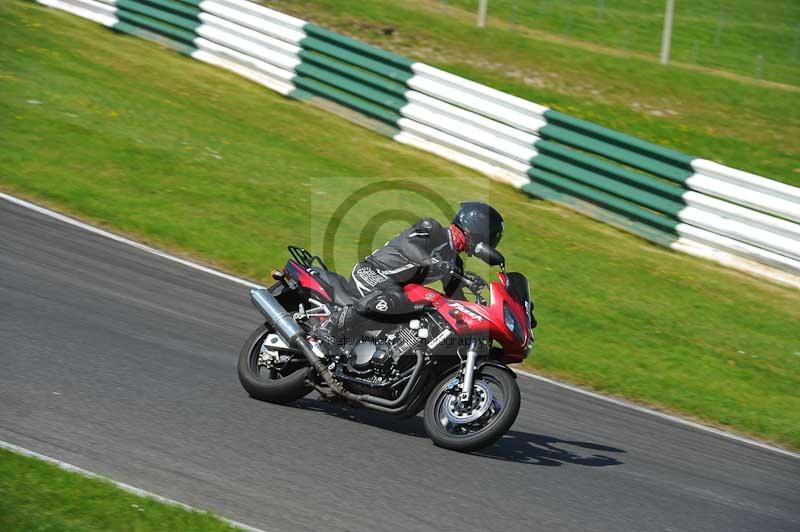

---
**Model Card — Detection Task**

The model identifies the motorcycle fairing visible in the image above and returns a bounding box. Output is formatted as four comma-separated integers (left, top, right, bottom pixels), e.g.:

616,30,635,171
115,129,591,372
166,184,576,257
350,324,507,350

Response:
404,274,531,363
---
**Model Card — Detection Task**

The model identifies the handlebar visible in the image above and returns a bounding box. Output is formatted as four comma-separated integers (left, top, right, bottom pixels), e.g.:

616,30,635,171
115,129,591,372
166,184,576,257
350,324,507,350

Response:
450,270,488,304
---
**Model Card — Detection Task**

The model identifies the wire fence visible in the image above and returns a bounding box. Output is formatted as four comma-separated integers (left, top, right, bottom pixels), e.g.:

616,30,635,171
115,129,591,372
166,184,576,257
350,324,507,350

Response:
440,0,800,86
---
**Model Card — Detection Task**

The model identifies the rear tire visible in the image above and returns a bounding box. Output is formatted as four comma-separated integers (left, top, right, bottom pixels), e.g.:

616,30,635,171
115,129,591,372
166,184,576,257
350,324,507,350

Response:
237,324,312,404
424,366,520,452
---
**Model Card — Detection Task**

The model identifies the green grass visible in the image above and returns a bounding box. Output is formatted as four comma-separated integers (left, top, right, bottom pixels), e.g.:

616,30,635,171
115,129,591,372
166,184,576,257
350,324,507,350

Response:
0,449,238,531
442,0,800,86
270,0,800,187
1,0,799,453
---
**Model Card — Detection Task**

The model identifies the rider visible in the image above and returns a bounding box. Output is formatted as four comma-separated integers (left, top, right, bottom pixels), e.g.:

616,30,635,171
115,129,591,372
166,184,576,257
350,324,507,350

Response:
316,201,504,348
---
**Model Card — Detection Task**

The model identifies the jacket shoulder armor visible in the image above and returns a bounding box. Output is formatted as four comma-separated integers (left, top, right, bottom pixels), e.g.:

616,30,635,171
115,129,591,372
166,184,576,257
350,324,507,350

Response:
408,218,443,239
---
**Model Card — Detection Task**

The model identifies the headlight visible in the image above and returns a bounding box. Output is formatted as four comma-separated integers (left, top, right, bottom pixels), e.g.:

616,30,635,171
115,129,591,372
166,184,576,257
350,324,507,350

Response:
503,303,525,343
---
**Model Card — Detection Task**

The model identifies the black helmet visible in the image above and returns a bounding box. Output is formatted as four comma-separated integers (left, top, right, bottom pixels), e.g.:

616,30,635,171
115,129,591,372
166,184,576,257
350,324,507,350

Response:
452,201,504,254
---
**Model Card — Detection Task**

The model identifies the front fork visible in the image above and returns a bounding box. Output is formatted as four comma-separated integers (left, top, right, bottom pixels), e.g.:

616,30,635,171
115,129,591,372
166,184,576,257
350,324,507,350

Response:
459,337,480,404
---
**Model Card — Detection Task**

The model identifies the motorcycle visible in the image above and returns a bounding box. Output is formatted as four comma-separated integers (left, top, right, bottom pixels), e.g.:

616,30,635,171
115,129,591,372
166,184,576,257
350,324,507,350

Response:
237,243,535,452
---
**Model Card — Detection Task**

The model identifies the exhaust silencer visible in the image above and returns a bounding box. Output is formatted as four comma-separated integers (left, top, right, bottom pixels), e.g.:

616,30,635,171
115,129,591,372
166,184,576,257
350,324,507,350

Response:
249,288,333,384
250,288,304,344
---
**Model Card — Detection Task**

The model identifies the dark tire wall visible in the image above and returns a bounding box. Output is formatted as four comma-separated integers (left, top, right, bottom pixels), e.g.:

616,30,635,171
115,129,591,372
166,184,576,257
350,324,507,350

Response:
237,324,313,404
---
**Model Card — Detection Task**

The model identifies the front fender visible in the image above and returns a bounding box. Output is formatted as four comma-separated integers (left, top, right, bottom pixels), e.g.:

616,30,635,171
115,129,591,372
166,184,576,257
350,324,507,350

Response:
476,361,517,379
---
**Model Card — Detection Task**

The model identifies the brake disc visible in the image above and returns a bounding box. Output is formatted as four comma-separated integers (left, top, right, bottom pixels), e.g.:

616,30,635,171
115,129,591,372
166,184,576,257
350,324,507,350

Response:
443,380,493,424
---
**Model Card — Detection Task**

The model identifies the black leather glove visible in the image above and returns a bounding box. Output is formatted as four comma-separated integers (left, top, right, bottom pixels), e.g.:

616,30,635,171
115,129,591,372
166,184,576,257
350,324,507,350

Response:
461,271,486,293
425,253,454,276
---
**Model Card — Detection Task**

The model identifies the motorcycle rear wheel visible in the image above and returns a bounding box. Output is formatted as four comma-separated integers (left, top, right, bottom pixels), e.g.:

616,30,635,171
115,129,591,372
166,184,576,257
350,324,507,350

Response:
424,366,520,452
237,324,312,404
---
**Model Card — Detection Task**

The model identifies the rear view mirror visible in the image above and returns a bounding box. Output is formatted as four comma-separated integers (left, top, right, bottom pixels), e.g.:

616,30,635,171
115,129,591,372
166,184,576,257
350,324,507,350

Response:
474,242,505,267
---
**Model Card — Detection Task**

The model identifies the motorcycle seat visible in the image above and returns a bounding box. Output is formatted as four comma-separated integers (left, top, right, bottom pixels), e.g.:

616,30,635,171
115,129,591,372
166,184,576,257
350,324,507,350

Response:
314,269,359,306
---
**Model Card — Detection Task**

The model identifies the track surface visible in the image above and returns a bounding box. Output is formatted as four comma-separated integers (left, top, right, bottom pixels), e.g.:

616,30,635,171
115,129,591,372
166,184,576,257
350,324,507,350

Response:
1,199,798,532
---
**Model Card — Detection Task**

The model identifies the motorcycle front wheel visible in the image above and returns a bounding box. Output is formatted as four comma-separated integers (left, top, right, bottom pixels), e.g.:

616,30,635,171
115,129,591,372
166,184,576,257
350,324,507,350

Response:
237,324,313,404
423,366,520,452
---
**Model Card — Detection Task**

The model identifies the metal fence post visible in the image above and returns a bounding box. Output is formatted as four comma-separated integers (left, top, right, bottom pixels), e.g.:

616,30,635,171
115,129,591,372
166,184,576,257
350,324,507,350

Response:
477,0,489,28
660,0,675,65
714,4,725,47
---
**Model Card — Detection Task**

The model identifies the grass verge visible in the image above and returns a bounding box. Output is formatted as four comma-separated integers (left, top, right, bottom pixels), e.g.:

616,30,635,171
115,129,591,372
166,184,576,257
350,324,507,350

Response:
0,449,238,531
269,0,800,186
1,0,799,450
424,0,800,87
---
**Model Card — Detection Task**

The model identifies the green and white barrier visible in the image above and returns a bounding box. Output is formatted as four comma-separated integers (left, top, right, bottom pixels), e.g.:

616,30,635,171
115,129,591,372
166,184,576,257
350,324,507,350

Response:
37,0,800,288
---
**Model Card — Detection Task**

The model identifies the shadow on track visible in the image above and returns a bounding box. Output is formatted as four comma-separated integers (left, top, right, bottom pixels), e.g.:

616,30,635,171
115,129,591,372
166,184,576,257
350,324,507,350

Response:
293,397,625,467
475,431,625,467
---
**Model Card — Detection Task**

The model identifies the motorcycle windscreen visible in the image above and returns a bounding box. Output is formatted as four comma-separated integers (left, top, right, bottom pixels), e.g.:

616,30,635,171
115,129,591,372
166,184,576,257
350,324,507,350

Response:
505,272,536,330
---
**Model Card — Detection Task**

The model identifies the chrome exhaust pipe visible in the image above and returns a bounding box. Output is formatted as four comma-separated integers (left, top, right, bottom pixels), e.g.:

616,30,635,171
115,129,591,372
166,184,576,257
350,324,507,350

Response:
250,288,304,344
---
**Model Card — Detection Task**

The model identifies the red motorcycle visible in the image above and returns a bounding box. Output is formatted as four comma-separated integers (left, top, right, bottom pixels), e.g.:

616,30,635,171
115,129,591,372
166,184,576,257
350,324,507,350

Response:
238,243,535,452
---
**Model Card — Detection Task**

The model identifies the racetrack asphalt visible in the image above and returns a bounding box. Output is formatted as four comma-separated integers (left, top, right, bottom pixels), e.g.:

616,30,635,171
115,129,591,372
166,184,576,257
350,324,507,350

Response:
1,198,798,532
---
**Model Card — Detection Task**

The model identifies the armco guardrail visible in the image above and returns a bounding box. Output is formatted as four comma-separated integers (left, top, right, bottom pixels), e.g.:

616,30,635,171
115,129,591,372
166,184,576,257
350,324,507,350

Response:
36,0,800,288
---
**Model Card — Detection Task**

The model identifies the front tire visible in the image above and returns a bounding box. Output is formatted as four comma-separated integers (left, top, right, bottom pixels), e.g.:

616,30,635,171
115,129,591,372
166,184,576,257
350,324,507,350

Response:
424,366,520,452
237,324,312,404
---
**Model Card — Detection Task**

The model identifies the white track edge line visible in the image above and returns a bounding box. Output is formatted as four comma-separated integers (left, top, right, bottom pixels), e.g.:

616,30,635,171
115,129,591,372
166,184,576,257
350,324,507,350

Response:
0,192,262,289
1,191,797,460
0,440,268,532
513,369,800,460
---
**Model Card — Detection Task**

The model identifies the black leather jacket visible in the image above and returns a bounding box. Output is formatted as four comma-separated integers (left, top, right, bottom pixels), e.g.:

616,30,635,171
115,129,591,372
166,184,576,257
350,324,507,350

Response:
356,218,465,298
